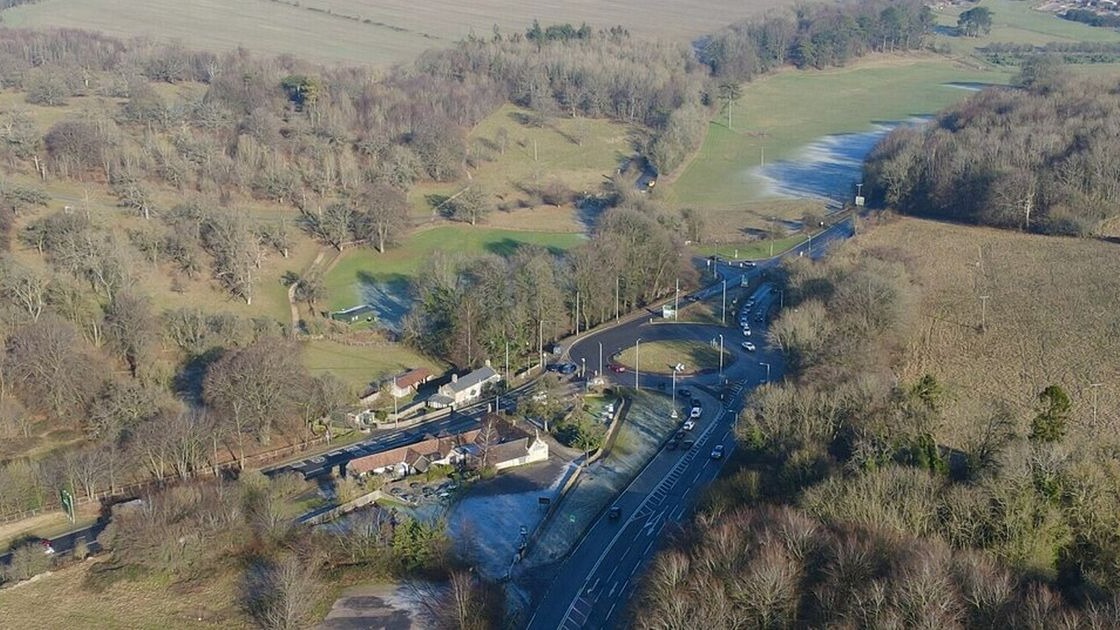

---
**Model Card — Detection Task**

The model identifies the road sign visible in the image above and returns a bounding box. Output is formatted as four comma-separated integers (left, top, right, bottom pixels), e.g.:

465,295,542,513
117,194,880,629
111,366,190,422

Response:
60,489,75,523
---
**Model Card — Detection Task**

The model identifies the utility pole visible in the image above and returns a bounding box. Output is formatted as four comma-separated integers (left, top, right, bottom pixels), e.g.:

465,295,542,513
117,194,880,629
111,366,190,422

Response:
505,341,510,382
393,375,399,426
615,276,621,321
538,319,549,374
674,279,679,320
575,291,580,335
671,365,678,418
634,338,641,391
979,295,990,332
722,280,727,325
718,334,724,379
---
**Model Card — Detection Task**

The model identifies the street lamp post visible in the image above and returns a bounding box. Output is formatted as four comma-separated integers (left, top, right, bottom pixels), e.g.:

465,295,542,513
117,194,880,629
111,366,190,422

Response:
582,357,587,392
538,319,554,374
598,341,603,377
760,362,771,383
718,334,724,379
671,365,678,417
722,280,727,325
634,338,641,391
674,278,679,321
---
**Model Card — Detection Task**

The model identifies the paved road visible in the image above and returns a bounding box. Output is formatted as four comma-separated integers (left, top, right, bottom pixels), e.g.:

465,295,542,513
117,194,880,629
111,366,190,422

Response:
266,388,532,480
267,412,487,479
523,214,856,629
525,384,750,630
0,520,107,566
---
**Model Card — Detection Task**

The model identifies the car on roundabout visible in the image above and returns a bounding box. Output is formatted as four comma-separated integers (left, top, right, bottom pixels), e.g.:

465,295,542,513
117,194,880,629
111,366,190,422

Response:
741,341,756,352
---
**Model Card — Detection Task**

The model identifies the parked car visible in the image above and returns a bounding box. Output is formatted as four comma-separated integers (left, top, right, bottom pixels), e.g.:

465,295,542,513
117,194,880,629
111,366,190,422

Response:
682,439,695,449
608,506,622,520
711,445,725,460
675,430,686,440
609,363,627,373
690,406,702,419
679,388,691,398
742,327,751,336
742,341,756,352
683,420,696,431
558,362,578,375
546,363,561,372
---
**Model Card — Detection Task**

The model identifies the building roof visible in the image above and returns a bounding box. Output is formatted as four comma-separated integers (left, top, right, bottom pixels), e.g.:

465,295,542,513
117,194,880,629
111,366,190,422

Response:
447,366,500,394
347,429,480,475
487,437,533,464
393,368,432,390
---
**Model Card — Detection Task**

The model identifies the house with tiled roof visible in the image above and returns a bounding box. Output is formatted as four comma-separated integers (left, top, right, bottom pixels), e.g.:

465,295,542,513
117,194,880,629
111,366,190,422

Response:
347,429,481,478
389,368,433,399
427,363,501,408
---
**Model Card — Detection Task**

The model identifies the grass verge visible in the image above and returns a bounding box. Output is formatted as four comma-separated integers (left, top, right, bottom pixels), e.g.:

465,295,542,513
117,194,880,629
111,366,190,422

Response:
614,340,730,375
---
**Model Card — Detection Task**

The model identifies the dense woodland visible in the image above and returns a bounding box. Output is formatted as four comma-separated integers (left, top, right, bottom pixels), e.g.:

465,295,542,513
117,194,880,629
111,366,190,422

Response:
634,222,1120,624
864,73,1120,236
699,0,933,81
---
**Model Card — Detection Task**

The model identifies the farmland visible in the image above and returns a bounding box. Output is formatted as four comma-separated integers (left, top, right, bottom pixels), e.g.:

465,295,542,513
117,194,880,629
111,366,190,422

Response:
670,59,1011,226
1,0,792,66
854,217,1120,449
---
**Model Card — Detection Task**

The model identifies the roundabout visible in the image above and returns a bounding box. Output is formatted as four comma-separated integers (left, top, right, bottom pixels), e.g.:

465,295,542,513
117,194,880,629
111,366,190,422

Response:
611,339,731,375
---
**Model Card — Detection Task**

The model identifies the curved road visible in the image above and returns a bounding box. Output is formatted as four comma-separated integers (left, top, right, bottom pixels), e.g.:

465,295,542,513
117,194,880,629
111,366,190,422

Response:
523,214,856,630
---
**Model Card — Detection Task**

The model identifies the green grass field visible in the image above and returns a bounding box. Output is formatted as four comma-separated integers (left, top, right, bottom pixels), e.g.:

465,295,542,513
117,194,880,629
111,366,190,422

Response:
614,339,730,375
302,338,445,393
671,58,1011,211
408,104,634,226
934,0,1120,54
324,225,585,310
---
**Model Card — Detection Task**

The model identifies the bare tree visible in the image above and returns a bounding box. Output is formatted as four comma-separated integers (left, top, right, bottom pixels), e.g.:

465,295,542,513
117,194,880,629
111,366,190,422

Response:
242,553,324,630
356,182,409,253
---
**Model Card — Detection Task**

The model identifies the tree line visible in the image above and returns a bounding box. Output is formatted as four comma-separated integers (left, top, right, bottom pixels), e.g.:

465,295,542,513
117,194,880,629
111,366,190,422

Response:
406,193,698,369
864,74,1120,236
980,41,1120,65
633,220,1120,622
699,0,933,81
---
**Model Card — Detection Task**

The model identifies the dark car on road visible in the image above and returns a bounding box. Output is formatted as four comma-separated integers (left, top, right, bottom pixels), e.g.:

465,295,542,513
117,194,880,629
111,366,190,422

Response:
558,363,578,375
678,388,691,398
608,506,622,520
682,439,695,450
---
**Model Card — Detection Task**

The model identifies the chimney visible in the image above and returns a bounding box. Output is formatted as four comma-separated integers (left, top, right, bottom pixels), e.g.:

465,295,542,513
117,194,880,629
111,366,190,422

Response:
451,374,458,383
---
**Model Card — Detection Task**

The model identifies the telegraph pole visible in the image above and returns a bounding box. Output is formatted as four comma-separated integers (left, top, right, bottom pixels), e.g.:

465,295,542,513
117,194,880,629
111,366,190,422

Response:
979,295,990,332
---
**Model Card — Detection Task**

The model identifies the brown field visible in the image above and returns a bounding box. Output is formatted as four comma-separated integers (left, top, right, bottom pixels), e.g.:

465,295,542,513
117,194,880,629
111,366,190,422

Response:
2,0,795,66
0,558,247,629
852,217,1120,448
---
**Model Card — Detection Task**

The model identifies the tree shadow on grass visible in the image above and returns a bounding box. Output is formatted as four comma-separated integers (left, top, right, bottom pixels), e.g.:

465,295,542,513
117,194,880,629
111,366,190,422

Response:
354,271,414,333
483,238,569,258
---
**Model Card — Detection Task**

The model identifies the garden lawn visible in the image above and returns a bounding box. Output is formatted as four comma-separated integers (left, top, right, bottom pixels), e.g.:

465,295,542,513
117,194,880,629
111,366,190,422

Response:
302,338,446,394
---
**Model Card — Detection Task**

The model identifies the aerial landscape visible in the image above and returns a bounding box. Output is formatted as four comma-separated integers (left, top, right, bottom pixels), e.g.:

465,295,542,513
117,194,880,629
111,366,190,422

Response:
0,0,1119,627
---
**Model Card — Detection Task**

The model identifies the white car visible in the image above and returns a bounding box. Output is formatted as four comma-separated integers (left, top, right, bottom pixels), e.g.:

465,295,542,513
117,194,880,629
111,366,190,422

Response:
683,420,696,431
742,341,756,351
742,327,751,337
689,406,702,419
